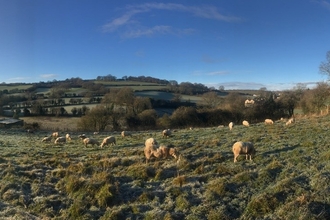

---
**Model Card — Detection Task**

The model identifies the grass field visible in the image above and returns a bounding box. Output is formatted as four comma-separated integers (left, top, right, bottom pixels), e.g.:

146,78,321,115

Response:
1,115,330,219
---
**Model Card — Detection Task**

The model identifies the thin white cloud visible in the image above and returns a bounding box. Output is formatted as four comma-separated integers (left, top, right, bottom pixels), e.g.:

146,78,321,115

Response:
124,25,172,38
7,77,31,82
102,3,241,38
40,74,58,79
315,0,330,10
205,81,320,91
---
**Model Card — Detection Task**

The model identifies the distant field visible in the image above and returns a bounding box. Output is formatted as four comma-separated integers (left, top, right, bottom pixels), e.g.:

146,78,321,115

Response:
1,115,330,219
135,91,203,103
0,84,33,91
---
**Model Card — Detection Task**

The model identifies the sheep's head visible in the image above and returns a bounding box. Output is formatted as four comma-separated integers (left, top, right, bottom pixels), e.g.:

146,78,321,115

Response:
169,148,179,159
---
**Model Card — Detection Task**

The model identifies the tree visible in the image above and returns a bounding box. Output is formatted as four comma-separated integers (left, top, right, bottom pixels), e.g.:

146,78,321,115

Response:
133,97,152,114
300,82,330,114
277,90,299,117
218,85,225,91
201,91,222,108
319,51,330,77
77,105,111,131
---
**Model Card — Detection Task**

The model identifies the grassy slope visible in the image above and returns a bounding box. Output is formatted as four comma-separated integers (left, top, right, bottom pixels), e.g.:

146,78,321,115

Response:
1,115,330,219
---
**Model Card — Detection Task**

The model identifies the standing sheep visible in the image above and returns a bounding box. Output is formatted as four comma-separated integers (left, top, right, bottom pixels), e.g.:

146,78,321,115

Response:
83,138,100,147
286,118,295,126
54,136,66,145
229,122,234,131
100,136,116,148
232,141,256,163
242,120,250,127
52,132,59,139
65,133,72,141
158,145,180,161
41,136,52,142
162,129,172,138
144,138,162,163
264,119,274,125
121,131,132,138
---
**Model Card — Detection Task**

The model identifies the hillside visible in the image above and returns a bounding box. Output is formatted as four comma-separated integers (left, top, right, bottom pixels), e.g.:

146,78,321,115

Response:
0,115,329,219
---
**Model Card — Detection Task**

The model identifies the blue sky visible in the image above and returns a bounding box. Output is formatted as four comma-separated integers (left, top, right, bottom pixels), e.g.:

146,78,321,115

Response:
1,0,330,90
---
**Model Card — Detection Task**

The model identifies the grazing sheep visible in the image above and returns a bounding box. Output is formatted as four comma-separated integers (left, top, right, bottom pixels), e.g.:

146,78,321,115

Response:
54,136,66,145
78,134,87,140
286,118,295,126
65,133,72,141
162,129,172,138
100,136,116,148
41,136,52,142
83,138,100,147
52,132,59,139
158,145,180,161
93,132,99,135
244,99,255,107
242,120,250,127
264,119,274,125
232,141,256,163
144,138,161,163
121,131,132,138
229,122,234,131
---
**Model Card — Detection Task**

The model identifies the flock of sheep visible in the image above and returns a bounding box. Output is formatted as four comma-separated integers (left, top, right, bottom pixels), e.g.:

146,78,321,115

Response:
40,117,295,164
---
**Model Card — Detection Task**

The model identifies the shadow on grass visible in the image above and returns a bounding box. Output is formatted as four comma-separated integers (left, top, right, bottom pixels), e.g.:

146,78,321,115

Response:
262,144,299,157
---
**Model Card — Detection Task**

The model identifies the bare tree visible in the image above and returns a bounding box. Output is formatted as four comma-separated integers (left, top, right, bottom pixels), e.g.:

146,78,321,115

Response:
319,51,330,77
201,91,222,108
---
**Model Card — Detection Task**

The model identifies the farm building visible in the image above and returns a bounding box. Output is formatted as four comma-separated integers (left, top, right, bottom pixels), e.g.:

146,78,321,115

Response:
0,118,24,128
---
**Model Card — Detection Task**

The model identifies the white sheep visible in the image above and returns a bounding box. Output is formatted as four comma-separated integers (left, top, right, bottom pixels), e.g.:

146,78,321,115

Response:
229,122,234,131
264,119,274,125
285,118,294,126
41,136,52,142
54,136,66,145
232,141,256,163
242,120,250,127
121,131,132,138
65,133,72,141
158,145,180,161
144,137,161,163
100,136,116,148
162,129,172,138
83,138,100,147
52,132,59,139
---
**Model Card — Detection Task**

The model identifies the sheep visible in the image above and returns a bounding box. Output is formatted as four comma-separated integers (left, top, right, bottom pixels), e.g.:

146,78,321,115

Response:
229,122,234,131
232,141,256,163
65,133,72,141
54,136,66,145
78,134,87,140
83,138,100,147
52,132,59,139
121,131,132,138
100,136,116,148
244,99,255,107
93,132,99,135
162,129,172,138
264,119,274,125
286,118,295,126
158,145,180,161
41,136,52,142
242,120,250,127
144,138,161,163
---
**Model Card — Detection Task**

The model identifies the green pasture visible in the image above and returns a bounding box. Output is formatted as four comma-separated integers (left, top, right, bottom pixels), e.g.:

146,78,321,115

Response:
0,115,330,219
0,84,33,91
